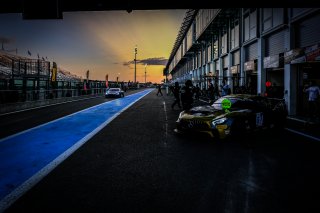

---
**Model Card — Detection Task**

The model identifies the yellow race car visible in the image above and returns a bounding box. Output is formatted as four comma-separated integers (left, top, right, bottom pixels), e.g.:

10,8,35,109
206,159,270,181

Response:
174,94,287,140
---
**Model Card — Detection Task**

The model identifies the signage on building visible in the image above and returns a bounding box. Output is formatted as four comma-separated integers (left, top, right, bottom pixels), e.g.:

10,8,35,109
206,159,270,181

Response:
204,71,214,79
264,54,284,68
305,43,320,62
244,60,257,71
230,65,238,74
291,56,306,64
284,48,304,64
51,62,57,82
284,44,320,64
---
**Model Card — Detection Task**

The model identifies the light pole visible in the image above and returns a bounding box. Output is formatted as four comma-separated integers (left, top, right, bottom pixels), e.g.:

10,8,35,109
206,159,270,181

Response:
134,45,137,83
117,73,120,84
144,63,147,85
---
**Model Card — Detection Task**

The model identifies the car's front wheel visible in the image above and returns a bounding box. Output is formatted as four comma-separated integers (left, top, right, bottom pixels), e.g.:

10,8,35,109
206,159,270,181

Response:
229,118,251,138
212,129,222,142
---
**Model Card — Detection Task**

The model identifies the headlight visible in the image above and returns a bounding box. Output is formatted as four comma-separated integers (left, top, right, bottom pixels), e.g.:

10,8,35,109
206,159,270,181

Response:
178,111,184,118
177,111,185,122
212,117,227,126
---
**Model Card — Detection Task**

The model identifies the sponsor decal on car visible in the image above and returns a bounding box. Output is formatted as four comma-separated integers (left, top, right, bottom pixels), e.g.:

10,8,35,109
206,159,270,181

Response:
256,112,264,127
216,124,228,130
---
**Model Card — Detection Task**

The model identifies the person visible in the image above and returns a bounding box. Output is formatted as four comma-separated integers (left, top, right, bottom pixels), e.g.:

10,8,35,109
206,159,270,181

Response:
168,85,174,96
207,83,214,100
171,82,181,109
213,81,220,99
156,84,163,96
220,80,230,96
181,80,194,110
303,80,320,120
193,84,201,100
267,83,283,98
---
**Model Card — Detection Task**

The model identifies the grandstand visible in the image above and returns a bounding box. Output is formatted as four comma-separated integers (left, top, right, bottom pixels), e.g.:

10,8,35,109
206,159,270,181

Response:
0,50,140,112
57,67,82,82
0,50,105,105
0,50,82,81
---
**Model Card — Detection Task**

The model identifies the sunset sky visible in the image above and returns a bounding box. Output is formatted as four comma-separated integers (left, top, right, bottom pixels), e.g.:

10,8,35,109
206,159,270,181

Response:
0,10,187,83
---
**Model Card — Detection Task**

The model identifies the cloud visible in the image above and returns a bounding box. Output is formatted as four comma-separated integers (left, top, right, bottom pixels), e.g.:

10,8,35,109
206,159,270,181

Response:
141,57,168,66
123,57,167,67
123,61,133,67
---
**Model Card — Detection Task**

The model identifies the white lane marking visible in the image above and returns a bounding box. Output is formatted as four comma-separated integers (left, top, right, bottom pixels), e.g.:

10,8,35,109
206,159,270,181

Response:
244,150,254,213
285,128,320,142
163,101,168,147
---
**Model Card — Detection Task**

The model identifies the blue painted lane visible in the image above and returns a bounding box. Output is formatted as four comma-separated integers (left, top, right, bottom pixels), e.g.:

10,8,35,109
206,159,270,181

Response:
0,89,153,210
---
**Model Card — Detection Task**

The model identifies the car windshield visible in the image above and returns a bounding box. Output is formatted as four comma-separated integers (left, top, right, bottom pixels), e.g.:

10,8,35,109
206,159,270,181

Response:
109,88,120,92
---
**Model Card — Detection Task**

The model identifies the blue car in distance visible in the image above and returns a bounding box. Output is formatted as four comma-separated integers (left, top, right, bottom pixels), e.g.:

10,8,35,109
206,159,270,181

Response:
105,88,125,98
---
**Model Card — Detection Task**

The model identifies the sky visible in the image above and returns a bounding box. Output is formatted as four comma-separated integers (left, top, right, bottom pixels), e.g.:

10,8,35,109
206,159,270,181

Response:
0,10,187,83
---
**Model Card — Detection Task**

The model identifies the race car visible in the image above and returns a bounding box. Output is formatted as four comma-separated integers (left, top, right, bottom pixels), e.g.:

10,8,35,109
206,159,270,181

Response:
105,88,125,98
174,94,287,140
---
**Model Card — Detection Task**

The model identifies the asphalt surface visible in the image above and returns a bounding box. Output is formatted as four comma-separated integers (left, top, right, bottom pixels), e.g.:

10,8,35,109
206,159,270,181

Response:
2,88,320,213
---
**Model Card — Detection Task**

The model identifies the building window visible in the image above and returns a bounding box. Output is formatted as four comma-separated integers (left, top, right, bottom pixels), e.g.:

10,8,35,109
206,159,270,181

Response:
213,40,219,59
263,8,272,31
221,32,228,54
244,9,257,42
262,8,284,33
207,44,212,62
230,19,239,49
244,15,250,41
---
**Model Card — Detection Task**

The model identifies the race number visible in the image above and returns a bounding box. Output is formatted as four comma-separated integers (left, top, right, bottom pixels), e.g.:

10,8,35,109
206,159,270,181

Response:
256,112,264,127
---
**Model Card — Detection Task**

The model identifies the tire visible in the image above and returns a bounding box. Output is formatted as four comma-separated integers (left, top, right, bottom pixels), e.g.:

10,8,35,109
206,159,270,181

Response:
229,118,252,141
212,129,222,142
